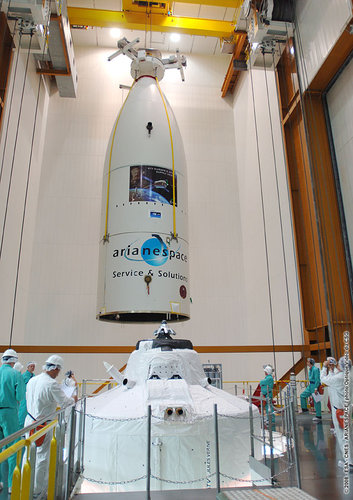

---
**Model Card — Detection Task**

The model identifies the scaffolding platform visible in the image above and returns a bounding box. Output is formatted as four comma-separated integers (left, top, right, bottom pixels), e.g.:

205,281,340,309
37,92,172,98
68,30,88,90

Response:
74,486,317,499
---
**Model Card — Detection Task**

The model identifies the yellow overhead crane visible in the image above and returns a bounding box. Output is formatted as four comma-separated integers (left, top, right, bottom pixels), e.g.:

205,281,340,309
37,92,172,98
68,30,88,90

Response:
67,0,244,39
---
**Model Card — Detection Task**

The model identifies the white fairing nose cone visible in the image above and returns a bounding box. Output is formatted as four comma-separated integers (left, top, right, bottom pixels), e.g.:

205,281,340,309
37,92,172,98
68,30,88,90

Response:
97,43,189,323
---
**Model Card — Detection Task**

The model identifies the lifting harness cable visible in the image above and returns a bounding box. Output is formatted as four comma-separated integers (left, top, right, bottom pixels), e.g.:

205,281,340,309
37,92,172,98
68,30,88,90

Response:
248,47,278,380
103,81,135,242
263,49,295,367
0,26,33,263
8,15,51,347
155,77,177,239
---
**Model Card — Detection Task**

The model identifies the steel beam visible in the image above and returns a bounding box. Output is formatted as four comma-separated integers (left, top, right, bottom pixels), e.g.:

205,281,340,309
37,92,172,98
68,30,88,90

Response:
173,0,243,7
67,8,235,38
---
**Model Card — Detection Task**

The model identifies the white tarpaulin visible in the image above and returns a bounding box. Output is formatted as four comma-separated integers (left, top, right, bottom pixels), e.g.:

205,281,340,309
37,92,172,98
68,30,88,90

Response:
84,344,261,491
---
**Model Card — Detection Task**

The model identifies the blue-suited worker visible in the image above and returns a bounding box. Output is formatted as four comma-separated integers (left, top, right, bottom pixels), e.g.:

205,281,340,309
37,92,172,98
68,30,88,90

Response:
260,364,274,417
18,361,36,427
301,357,322,422
0,349,26,492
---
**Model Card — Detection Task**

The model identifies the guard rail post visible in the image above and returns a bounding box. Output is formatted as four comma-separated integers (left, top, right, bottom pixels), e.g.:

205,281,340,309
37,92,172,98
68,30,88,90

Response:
146,405,151,500
65,406,77,499
268,400,274,485
47,428,57,500
289,394,301,488
214,404,221,494
78,397,86,473
249,395,254,458
55,412,65,499
290,372,298,412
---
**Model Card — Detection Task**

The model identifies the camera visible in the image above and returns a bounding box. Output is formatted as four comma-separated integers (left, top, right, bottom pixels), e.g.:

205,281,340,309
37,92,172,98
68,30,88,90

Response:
65,370,73,378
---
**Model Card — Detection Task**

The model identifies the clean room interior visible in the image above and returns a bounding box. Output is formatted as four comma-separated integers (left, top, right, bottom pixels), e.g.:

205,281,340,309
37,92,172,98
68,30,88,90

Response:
0,1,353,498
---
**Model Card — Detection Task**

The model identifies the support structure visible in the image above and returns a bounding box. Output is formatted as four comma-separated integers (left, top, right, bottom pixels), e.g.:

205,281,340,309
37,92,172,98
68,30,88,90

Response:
276,17,353,361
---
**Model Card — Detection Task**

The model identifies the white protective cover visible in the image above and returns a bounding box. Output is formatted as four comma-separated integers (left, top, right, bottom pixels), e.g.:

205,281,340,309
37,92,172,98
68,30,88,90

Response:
84,344,260,491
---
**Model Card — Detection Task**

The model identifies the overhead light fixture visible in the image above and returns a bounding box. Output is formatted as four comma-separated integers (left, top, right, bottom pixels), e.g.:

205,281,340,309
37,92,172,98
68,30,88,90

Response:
110,28,121,39
170,33,180,43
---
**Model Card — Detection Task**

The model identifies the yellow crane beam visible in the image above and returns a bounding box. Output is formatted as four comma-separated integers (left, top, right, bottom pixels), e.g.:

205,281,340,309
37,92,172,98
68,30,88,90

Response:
122,0,243,9
67,8,235,38
172,0,243,7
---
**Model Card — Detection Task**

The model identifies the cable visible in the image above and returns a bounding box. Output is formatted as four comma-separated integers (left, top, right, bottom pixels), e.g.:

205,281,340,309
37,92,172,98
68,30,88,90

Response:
104,81,135,241
155,77,177,239
0,19,20,187
248,47,277,380
0,26,33,263
263,49,295,367
9,13,52,346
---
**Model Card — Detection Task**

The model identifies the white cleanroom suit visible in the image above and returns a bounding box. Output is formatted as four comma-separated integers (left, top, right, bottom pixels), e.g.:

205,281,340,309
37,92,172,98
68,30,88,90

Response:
320,366,353,465
25,372,75,499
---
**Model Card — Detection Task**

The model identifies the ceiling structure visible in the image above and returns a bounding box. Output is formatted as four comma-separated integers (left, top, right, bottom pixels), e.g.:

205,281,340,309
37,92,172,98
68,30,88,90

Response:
68,0,245,56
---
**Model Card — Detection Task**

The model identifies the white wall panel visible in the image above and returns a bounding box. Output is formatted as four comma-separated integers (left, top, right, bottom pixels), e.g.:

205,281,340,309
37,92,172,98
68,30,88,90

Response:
0,50,49,345
232,68,303,356
26,48,246,355
295,0,352,89
1,44,304,384
327,58,353,274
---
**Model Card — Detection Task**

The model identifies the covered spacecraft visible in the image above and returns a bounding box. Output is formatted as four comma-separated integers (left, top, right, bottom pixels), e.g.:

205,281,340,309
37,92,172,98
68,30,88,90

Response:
97,38,189,323
83,322,260,491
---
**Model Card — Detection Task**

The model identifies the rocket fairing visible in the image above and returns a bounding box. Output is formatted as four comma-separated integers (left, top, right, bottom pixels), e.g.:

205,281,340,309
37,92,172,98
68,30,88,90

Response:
97,39,190,323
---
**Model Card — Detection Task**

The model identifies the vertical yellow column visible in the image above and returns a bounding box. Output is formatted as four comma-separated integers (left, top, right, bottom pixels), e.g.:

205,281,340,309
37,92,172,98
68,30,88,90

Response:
11,450,22,499
20,444,31,500
47,429,57,500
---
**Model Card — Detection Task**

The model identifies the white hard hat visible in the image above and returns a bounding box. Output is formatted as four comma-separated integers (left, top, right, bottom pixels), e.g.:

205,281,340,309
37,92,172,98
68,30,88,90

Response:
263,364,273,375
1,348,18,364
46,355,63,366
44,355,64,371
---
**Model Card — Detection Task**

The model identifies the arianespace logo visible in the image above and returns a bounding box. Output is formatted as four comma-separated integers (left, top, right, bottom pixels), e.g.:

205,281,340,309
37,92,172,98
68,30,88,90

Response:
112,234,188,267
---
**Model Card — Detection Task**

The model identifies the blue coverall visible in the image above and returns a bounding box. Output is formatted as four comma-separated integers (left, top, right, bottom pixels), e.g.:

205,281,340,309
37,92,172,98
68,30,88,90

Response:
18,370,35,427
260,373,274,415
300,364,322,417
0,364,26,487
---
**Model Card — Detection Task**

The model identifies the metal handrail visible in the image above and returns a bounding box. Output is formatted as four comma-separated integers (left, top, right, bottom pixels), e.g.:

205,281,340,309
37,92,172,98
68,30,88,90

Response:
0,403,76,449
0,399,86,500
0,420,58,500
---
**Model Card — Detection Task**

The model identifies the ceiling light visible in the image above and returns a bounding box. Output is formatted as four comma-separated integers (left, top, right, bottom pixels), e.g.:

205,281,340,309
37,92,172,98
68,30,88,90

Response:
110,28,121,39
170,33,180,43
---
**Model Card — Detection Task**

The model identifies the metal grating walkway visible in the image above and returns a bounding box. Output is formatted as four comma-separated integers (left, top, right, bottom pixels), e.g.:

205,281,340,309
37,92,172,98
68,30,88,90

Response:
219,486,317,499
74,486,317,499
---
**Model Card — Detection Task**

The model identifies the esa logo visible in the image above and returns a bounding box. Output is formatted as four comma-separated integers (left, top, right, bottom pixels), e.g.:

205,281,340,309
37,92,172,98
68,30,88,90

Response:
112,234,187,267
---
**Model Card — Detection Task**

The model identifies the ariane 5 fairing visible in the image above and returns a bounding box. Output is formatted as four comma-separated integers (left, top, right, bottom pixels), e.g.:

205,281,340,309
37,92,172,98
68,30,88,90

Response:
97,38,189,323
